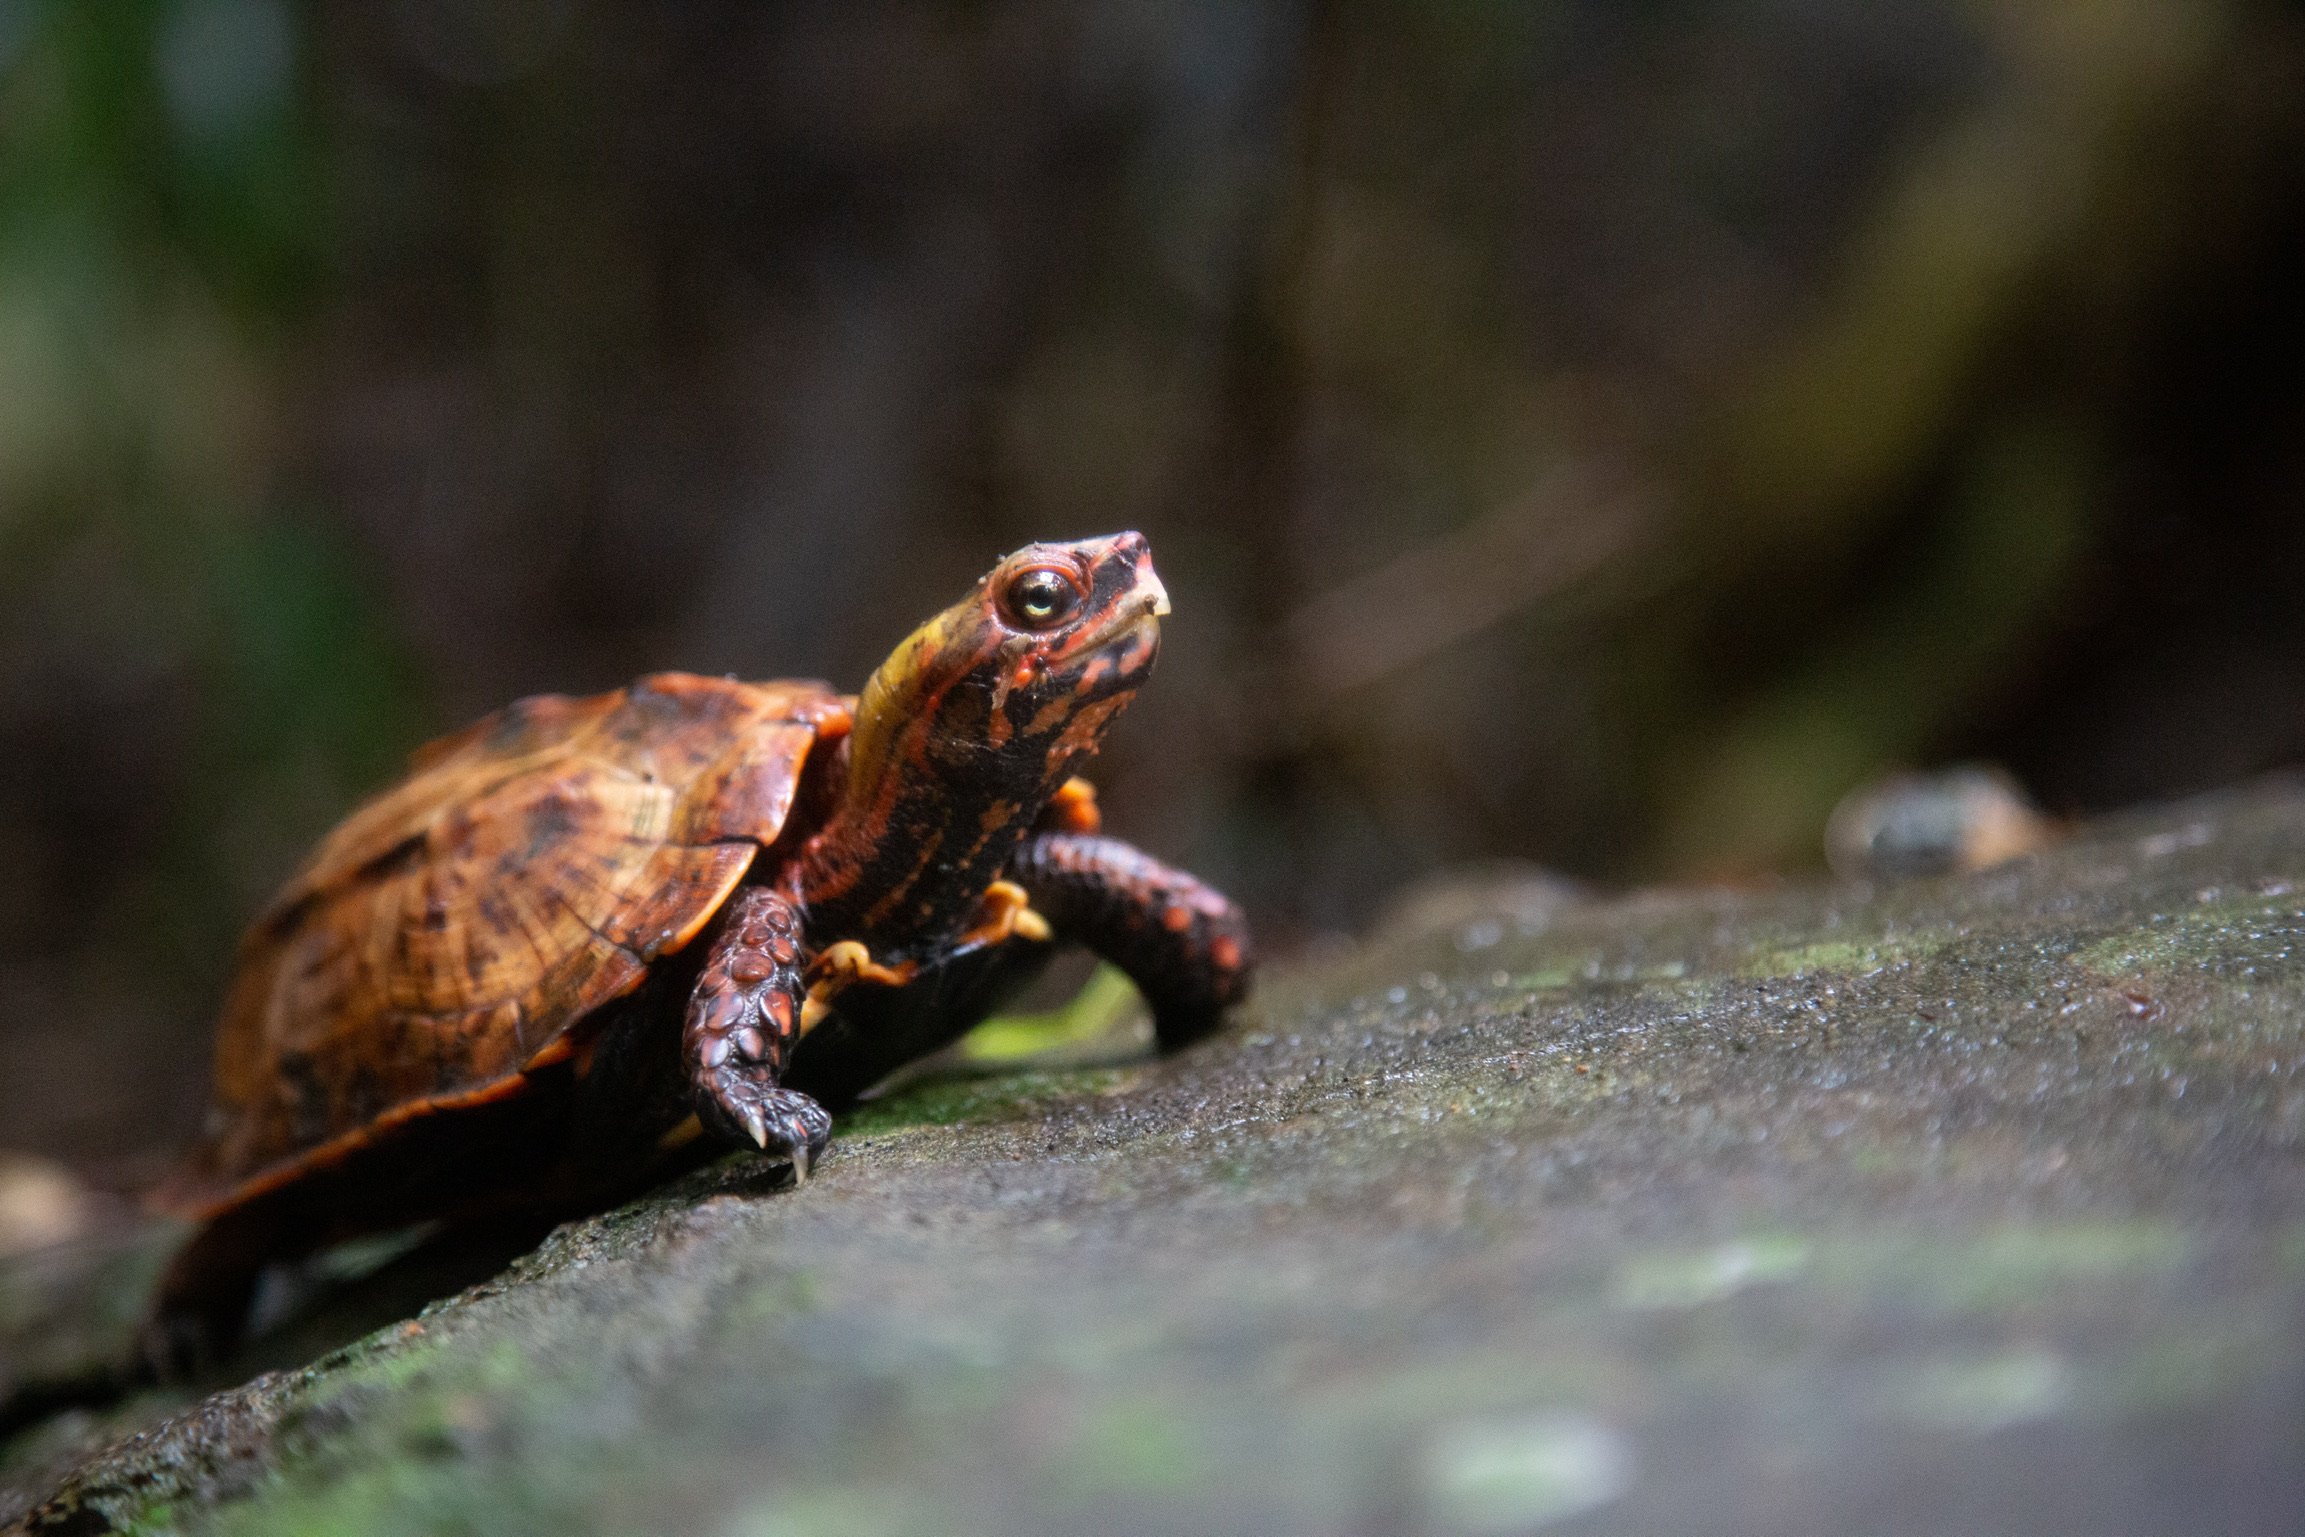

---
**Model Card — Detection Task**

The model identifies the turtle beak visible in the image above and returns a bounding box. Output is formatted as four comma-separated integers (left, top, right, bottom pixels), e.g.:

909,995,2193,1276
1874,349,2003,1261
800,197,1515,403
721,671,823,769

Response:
1116,531,1169,617
1050,530,1170,646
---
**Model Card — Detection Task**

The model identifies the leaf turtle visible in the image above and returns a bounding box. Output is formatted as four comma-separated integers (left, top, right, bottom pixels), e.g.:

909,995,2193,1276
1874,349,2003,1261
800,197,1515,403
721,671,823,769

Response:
151,533,1249,1361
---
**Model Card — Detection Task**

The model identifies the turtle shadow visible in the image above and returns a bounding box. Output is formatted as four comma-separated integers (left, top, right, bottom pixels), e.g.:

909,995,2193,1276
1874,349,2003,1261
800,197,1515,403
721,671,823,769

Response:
0,1210,563,1455
226,1213,567,1377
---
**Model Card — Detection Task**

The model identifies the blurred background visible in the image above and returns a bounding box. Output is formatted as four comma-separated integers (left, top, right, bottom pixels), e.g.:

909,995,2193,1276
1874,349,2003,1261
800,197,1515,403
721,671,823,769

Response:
3,0,2305,1173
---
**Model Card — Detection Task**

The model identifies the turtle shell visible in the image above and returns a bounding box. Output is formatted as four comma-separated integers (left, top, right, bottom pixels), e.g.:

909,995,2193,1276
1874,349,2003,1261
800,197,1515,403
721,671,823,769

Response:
169,672,852,1220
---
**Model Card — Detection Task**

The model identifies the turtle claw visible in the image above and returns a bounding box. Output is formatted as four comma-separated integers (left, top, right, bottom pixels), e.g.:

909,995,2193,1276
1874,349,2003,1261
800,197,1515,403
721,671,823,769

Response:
696,1069,832,1181
731,1099,770,1150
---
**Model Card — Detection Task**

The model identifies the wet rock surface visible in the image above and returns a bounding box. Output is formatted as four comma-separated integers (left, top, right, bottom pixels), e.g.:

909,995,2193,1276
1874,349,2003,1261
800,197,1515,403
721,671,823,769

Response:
7,783,2305,1535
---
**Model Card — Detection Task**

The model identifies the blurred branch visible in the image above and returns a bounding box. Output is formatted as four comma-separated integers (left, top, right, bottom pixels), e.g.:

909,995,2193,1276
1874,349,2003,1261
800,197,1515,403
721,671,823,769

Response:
1215,460,1656,756
1279,461,1652,704
1193,1,1659,756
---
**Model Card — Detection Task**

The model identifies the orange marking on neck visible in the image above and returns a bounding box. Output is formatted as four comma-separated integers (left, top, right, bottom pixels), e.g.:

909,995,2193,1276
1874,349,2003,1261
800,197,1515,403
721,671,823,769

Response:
1050,695,1127,766
857,825,943,930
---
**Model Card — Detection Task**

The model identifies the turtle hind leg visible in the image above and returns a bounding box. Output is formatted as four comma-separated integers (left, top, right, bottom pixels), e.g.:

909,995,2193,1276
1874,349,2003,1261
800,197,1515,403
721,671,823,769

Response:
142,1205,284,1381
684,887,832,1180
1006,832,1253,1050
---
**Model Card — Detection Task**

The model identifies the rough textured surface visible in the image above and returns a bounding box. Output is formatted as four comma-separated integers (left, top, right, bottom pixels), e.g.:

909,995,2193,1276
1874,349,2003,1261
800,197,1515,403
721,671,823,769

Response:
8,783,2305,1535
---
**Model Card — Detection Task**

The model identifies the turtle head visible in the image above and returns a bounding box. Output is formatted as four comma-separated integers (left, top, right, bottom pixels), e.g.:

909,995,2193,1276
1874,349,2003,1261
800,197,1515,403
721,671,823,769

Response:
798,534,1169,947
860,531,1168,748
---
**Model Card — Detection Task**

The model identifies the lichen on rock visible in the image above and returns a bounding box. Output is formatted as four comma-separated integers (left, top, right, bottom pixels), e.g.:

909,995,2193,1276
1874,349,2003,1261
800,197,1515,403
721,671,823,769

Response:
8,783,2305,1534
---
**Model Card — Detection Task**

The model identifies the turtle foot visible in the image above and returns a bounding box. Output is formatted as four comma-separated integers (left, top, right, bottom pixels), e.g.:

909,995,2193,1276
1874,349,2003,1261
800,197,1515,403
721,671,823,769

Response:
697,1071,833,1176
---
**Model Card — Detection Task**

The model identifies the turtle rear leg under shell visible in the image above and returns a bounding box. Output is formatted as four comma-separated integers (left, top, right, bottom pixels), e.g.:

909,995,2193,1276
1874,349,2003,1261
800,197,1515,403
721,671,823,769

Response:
1007,832,1253,1049
684,886,833,1179
142,1199,290,1378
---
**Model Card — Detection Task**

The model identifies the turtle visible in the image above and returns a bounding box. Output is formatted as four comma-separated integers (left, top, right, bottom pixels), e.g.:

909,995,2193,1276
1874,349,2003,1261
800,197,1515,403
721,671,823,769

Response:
149,531,1250,1364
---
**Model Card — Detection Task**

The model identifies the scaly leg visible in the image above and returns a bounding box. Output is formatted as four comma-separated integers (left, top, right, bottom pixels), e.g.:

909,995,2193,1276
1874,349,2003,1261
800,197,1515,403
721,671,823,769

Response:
685,886,833,1180
1006,832,1253,1049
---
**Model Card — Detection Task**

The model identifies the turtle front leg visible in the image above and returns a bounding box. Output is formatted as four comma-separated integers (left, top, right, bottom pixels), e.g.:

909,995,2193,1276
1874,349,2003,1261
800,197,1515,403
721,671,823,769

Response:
684,886,833,1180
1007,832,1253,1049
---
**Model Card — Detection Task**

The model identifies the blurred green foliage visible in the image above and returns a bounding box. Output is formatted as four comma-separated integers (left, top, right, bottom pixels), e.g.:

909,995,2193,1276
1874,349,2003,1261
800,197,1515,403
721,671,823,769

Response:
1,0,418,1147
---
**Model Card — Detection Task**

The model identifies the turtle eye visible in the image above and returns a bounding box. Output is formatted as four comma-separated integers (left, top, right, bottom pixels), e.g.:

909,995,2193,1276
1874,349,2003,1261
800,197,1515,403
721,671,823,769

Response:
1001,566,1080,631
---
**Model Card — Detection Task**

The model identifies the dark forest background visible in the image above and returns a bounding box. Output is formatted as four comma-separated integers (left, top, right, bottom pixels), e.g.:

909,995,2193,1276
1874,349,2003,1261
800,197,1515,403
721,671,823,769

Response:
5,0,2305,1173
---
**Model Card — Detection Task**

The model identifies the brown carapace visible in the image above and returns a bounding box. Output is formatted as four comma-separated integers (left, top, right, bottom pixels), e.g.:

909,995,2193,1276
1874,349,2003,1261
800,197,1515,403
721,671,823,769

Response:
151,533,1250,1366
